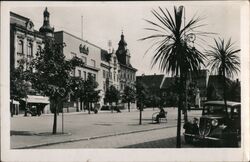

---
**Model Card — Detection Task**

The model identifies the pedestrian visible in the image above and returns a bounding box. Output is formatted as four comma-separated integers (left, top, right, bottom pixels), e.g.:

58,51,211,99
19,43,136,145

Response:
155,106,166,123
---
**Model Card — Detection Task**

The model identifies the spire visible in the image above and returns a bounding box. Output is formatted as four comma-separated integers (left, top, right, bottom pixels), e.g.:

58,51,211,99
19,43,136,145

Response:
39,7,54,37
118,31,127,48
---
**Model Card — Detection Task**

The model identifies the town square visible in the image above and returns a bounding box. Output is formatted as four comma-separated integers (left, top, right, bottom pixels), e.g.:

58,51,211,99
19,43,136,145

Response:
1,1,249,162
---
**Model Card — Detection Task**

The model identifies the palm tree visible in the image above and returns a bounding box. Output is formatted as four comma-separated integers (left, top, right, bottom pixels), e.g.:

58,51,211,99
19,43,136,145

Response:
140,6,209,148
206,38,240,109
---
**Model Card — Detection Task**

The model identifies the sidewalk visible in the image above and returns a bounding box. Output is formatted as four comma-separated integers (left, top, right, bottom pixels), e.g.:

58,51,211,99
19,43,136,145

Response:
11,108,202,149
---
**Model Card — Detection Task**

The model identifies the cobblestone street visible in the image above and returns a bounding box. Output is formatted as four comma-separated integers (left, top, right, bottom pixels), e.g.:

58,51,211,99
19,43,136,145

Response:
11,108,201,149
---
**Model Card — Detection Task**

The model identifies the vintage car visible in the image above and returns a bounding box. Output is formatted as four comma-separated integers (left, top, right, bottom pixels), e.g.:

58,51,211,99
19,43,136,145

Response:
183,101,241,147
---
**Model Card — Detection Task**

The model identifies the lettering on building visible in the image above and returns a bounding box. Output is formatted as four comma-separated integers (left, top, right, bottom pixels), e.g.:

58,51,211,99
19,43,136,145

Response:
79,44,89,55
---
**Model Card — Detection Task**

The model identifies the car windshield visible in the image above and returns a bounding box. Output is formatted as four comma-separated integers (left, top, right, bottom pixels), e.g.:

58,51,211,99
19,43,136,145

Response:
203,105,227,115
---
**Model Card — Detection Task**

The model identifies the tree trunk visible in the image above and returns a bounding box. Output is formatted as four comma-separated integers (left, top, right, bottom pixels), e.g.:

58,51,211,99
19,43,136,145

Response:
52,100,58,134
128,102,130,112
24,97,28,117
88,102,91,114
223,70,228,112
111,102,113,113
139,106,142,125
176,76,184,148
80,101,83,111
183,78,188,123
76,98,79,112
11,99,14,117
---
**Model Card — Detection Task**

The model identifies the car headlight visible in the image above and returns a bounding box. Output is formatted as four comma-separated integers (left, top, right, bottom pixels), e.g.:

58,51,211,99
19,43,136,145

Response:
211,119,218,126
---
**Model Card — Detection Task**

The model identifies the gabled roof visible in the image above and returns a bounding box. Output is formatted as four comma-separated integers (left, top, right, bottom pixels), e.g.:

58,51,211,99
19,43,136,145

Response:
10,11,31,28
208,75,232,88
136,74,164,89
160,76,176,89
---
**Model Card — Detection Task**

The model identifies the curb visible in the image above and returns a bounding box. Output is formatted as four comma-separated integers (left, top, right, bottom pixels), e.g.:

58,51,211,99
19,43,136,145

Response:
13,125,177,149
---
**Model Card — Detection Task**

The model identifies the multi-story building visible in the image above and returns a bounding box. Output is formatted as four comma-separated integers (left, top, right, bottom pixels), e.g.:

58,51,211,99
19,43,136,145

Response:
10,7,138,113
100,49,120,105
10,12,44,71
115,32,137,92
10,8,54,114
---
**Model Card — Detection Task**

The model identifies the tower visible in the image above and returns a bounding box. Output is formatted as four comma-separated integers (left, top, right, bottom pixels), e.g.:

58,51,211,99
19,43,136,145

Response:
39,7,54,38
116,32,130,65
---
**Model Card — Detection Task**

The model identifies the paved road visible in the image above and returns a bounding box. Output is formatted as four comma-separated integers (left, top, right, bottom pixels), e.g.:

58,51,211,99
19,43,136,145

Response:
11,108,202,149
37,127,192,149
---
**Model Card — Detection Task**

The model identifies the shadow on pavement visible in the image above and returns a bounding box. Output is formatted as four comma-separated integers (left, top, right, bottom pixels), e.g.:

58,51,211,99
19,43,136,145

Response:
119,137,177,148
11,130,71,136
10,130,37,136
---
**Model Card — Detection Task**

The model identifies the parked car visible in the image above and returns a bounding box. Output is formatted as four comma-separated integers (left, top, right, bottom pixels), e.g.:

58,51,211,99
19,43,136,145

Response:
183,101,241,147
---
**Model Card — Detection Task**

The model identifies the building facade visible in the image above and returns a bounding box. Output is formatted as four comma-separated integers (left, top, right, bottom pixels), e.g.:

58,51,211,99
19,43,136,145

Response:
10,8,54,114
115,33,137,92
10,7,138,113
10,12,44,71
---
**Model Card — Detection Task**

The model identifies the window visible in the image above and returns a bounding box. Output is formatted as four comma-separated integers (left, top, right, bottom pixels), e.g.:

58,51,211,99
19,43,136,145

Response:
17,40,23,54
114,57,117,66
27,42,33,57
37,45,42,54
82,56,87,64
93,74,96,81
91,59,96,67
114,72,116,81
83,71,86,80
78,70,81,77
110,72,112,79
103,70,106,78
103,81,106,92
27,42,33,66
88,72,91,78
106,71,109,79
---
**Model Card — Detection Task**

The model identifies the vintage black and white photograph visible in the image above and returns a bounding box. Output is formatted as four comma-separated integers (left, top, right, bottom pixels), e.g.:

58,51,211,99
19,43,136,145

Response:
1,1,249,162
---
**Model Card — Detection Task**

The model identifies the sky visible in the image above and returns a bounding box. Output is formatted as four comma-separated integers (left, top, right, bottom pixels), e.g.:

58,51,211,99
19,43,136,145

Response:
9,1,242,78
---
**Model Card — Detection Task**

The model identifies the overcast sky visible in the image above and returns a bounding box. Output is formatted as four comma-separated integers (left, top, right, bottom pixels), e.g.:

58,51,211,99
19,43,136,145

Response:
9,1,242,78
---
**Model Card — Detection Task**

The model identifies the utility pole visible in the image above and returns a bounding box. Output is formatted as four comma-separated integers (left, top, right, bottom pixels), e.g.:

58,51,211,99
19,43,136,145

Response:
81,16,83,39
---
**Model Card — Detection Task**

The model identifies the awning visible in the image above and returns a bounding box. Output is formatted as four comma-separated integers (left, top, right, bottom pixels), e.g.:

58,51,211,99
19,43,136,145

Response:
24,95,50,104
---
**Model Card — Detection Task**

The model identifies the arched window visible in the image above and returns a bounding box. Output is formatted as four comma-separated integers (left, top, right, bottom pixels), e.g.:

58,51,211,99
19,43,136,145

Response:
17,40,23,54
27,42,33,57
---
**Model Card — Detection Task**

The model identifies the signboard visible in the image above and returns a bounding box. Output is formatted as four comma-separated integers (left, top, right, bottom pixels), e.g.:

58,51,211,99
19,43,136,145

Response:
79,44,89,55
